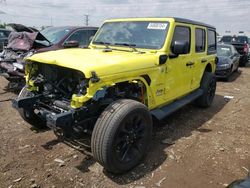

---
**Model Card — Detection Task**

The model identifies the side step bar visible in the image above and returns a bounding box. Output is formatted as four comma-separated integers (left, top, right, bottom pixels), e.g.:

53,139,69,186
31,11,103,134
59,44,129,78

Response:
151,89,203,120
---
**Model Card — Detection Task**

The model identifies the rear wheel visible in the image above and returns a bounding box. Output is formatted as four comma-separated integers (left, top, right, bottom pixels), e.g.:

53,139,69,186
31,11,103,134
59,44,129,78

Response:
194,72,216,107
240,56,248,67
91,99,152,174
17,86,46,129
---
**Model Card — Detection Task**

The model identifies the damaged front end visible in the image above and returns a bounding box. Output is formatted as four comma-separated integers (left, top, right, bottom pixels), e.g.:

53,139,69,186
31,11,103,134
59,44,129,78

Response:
13,61,147,138
13,62,101,137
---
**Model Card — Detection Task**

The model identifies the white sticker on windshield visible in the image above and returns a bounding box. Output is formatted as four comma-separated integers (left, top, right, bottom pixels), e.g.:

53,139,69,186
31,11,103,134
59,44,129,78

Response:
147,23,168,30
221,48,230,51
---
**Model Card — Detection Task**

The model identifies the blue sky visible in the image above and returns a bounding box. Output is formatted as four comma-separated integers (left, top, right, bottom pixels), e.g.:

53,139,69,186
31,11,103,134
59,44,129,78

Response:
0,0,250,34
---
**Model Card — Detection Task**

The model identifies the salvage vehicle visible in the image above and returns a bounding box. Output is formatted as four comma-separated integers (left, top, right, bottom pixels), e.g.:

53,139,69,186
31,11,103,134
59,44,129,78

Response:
0,28,11,52
13,17,217,174
216,44,240,81
220,35,249,67
0,24,98,90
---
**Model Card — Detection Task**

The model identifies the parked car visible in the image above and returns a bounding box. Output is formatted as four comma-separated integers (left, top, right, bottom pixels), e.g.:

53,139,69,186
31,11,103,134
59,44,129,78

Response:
0,28,11,52
220,35,249,66
38,26,98,52
0,24,98,90
13,17,217,174
215,44,240,80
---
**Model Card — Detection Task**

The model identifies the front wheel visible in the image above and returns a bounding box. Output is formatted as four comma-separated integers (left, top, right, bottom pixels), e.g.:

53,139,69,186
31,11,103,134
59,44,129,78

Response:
91,99,152,174
17,86,46,129
193,72,216,108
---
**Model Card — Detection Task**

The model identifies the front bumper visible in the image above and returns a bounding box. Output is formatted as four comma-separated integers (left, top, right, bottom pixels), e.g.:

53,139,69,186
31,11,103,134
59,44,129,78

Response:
215,67,231,78
12,95,91,136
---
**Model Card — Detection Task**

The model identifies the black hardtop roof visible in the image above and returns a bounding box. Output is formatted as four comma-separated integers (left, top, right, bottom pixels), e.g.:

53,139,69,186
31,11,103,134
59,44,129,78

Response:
173,17,215,30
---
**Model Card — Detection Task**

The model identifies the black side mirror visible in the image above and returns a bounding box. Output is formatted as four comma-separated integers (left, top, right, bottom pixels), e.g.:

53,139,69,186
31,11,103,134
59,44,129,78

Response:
63,40,79,48
171,41,189,56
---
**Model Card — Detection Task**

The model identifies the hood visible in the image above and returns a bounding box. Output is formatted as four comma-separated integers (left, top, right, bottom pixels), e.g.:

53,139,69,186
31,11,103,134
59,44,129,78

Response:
6,32,51,51
27,48,159,78
7,23,38,33
7,23,51,44
217,56,232,65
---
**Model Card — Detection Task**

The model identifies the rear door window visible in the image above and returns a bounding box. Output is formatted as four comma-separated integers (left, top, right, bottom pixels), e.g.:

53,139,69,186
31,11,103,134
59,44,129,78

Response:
195,28,206,53
207,29,216,54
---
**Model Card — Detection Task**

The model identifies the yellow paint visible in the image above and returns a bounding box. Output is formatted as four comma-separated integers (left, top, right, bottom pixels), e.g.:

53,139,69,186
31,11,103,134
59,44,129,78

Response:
26,17,216,110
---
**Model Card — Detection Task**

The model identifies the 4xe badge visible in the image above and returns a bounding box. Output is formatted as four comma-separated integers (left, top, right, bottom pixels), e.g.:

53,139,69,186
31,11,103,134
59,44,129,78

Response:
156,88,165,96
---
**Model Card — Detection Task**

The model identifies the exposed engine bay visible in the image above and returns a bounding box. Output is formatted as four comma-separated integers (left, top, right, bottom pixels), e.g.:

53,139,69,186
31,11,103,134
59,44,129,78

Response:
26,63,87,113
29,64,86,99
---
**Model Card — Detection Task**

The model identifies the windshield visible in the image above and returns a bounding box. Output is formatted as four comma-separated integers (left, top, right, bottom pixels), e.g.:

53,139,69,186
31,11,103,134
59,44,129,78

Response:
221,36,248,43
92,21,169,49
221,36,232,43
233,36,248,43
41,27,71,44
217,46,231,57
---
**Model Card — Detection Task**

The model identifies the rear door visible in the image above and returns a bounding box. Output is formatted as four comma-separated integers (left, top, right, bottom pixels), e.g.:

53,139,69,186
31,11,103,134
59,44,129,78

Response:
192,26,207,89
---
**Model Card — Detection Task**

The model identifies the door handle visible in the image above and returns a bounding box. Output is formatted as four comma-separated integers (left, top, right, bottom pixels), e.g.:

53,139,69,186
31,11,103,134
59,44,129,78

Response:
201,59,207,63
186,62,194,66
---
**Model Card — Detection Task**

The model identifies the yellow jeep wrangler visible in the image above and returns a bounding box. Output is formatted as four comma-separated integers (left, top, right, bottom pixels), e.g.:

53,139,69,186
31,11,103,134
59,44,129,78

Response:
13,17,217,174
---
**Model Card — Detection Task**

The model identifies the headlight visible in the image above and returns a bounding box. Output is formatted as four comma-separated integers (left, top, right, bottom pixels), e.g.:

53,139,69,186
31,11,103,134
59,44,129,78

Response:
217,63,231,69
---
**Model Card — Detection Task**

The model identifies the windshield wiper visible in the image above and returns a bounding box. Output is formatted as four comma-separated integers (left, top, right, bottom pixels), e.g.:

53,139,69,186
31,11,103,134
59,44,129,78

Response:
114,43,143,53
114,42,136,47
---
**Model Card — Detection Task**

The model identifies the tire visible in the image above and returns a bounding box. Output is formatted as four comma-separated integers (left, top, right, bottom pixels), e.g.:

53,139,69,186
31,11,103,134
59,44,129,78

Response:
224,67,233,82
91,99,152,174
194,72,216,108
234,65,239,72
240,56,248,67
17,86,46,129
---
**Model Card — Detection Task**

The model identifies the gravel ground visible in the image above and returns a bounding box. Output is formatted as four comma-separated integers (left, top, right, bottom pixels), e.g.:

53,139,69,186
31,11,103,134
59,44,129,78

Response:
0,65,250,188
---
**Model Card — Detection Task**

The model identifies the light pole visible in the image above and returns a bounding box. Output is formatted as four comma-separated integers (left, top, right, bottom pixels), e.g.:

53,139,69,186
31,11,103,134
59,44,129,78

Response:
84,14,89,26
